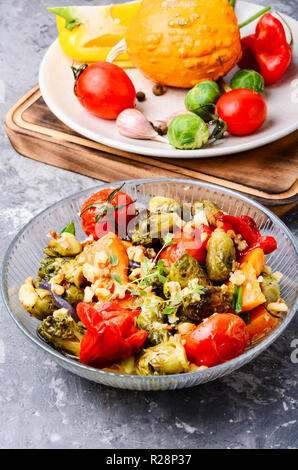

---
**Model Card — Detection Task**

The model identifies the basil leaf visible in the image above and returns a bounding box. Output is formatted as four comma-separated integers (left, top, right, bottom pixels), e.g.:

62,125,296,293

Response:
60,221,75,235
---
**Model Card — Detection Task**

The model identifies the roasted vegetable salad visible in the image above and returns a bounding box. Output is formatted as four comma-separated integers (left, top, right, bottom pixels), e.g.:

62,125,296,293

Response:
19,185,288,375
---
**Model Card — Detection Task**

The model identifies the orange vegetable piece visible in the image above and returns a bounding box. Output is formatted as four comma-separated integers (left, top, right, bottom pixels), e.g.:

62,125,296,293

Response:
246,305,278,342
77,232,129,284
126,0,242,88
240,248,266,312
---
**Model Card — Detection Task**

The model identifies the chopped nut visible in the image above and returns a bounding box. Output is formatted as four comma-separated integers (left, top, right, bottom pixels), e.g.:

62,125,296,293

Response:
51,284,65,296
237,239,248,251
127,245,146,263
227,229,236,239
84,286,94,303
93,286,111,301
229,270,246,286
49,230,59,240
208,210,223,226
81,234,94,248
129,267,142,279
51,272,64,285
145,247,156,259
94,251,109,265
177,322,196,335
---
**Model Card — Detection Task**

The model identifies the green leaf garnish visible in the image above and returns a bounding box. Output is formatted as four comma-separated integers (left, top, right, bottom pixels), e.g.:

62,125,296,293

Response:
60,221,75,235
163,306,178,316
109,253,119,266
111,272,123,284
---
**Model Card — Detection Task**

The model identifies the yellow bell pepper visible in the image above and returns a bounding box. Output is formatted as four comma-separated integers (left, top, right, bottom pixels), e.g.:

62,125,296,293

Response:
48,2,141,67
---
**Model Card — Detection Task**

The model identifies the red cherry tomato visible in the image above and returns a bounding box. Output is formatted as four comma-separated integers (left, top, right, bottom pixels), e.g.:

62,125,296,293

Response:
217,89,267,135
184,313,248,367
80,185,136,240
159,225,212,266
73,62,136,120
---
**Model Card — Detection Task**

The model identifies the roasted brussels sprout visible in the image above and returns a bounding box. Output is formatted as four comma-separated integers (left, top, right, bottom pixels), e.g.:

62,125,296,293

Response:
181,286,233,322
19,281,56,320
129,210,177,246
185,81,221,121
46,232,82,257
37,257,83,286
136,341,189,376
148,197,180,214
192,200,221,217
63,285,84,305
167,114,209,150
261,273,280,303
136,296,170,345
166,253,211,289
206,230,236,282
37,308,85,356
148,197,192,222
231,69,265,94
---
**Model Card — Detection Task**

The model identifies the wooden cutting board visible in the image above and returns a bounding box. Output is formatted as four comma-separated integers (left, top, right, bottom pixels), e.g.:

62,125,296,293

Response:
5,85,298,216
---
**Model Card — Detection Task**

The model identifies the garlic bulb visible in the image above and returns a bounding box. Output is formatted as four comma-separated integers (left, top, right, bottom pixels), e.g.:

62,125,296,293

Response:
116,108,168,143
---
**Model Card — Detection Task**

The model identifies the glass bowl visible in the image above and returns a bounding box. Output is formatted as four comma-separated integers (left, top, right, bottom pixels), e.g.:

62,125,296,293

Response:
1,178,297,390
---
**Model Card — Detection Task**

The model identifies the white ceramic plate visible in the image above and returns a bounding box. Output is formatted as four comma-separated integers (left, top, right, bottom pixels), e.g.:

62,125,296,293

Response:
39,1,298,159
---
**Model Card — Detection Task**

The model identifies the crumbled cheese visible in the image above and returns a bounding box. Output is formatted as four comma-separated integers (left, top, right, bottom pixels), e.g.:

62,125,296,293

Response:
166,281,181,300
113,281,127,299
145,247,156,259
82,263,101,283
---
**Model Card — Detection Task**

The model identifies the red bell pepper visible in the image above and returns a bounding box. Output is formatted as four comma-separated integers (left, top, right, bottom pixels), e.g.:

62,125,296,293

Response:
238,236,277,259
159,225,212,266
218,215,259,245
77,301,147,368
238,13,292,86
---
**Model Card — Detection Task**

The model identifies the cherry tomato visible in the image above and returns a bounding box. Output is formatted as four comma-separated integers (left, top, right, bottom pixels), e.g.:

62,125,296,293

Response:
184,313,248,367
73,62,136,120
159,225,212,266
80,185,136,240
217,89,267,135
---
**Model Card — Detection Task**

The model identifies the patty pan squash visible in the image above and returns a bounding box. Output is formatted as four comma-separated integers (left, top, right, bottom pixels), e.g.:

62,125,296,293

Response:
126,0,242,88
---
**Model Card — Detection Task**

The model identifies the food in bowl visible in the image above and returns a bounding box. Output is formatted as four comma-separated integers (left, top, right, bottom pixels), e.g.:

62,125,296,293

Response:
18,185,288,375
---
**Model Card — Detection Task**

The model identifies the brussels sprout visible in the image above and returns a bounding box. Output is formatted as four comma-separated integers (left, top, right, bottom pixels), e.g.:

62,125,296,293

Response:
136,296,170,345
37,308,85,356
60,259,85,288
185,81,221,121
167,253,211,289
136,341,189,376
231,69,265,94
181,286,233,322
19,282,56,320
192,200,221,216
37,256,82,284
206,230,236,282
167,114,209,150
149,197,180,214
129,210,177,246
148,197,192,222
63,285,84,306
46,232,82,257
261,273,280,303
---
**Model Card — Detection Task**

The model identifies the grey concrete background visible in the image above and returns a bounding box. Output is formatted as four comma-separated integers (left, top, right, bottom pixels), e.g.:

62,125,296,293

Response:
0,0,297,449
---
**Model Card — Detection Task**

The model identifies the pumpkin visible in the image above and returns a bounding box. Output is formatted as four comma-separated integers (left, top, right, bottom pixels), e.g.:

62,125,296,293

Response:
125,0,242,88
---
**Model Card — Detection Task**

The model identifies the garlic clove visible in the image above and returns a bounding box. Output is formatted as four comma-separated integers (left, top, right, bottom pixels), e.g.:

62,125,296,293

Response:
106,38,127,64
116,108,168,143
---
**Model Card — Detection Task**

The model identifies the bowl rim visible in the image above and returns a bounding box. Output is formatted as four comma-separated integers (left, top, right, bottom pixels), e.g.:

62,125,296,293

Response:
1,177,297,383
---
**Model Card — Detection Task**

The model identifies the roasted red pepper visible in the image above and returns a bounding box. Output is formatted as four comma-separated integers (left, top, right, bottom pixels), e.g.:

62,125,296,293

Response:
238,13,292,85
159,225,212,266
218,215,259,245
238,236,277,259
77,301,147,368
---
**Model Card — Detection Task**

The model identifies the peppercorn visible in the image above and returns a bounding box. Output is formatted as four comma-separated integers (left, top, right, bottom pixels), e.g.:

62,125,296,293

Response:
136,91,146,102
152,84,167,96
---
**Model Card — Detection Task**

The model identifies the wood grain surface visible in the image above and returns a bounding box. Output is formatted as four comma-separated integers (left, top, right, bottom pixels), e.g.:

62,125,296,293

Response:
5,86,298,215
